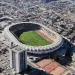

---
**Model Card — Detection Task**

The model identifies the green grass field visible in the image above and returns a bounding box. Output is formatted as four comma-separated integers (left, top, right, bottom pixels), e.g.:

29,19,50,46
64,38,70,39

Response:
19,31,50,46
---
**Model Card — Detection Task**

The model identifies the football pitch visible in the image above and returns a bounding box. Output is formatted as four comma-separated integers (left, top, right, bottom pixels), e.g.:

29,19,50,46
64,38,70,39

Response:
19,31,51,46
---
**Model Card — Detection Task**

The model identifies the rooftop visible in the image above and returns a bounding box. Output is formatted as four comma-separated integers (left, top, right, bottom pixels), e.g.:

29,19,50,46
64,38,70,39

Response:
36,59,66,75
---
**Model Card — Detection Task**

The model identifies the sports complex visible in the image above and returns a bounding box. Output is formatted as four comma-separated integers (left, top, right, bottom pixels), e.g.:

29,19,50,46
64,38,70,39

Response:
3,22,63,55
3,22,64,73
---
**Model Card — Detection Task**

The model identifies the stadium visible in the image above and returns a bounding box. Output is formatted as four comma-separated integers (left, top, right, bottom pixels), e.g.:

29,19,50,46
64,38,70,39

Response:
3,22,63,56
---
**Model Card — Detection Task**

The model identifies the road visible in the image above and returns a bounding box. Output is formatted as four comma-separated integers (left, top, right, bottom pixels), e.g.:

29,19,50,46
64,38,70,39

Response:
27,58,42,70
66,66,75,74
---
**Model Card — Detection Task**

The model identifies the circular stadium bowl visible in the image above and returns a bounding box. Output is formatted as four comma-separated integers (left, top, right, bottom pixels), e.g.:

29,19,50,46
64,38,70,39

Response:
3,22,63,55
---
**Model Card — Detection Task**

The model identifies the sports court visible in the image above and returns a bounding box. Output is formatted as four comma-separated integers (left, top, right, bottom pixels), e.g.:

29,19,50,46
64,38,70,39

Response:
36,59,66,75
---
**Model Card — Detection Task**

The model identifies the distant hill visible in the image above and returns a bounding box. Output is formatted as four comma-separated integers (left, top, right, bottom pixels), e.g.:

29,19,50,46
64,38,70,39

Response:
0,0,58,3
41,0,57,3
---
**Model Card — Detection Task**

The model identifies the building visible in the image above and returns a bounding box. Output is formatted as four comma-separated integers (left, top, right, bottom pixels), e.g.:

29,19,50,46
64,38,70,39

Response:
8,46,27,73
3,22,63,55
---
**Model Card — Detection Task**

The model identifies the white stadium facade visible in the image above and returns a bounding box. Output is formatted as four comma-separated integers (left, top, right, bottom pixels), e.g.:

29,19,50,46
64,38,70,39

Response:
3,22,63,73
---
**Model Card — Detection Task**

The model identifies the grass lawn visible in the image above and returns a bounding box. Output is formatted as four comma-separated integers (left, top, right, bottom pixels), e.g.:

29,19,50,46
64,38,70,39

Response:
19,31,51,46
